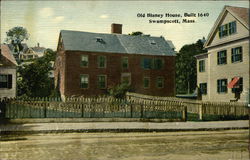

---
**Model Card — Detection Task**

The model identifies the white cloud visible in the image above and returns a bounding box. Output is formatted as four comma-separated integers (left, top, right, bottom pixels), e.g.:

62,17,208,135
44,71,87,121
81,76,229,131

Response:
39,7,64,23
39,7,54,18
99,14,109,19
53,16,65,23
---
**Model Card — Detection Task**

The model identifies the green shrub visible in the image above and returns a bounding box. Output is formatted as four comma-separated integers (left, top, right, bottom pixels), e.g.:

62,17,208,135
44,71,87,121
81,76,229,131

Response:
108,83,131,99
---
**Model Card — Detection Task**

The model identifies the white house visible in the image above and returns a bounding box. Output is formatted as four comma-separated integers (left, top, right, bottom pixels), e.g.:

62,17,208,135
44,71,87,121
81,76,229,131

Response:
0,44,18,98
195,6,249,103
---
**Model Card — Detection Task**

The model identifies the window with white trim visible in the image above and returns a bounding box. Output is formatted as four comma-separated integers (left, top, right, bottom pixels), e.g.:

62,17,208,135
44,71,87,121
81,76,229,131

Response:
97,75,107,89
219,21,236,38
98,56,106,68
231,47,242,63
122,57,128,69
81,55,88,67
199,60,205,72
156,77,164,88
217,50,227,65
0,74,12,89
217,79,227,93
199,83,207,95
232,77,243,93
80,74,89,89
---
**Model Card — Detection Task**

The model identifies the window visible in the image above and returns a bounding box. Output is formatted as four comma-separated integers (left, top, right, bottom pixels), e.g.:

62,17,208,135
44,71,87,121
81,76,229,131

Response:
219,24,228,38
141,58,152,69
122,57,128,69
229,21,236,35
80,75,89,89
154,58,164,69
219,21,236,38
150,40,156,45
98,56,106,68
217,79,227,93
141,58,164,70
232,77,243,93
199,83,207,95
96,37,105,44
156,77,164,88
231,47,242,63
81,55,88,67
199,60,205,72
0,74,12,89
121,73,131,85
0,75,8,88
143,77,150,88
97,75,106,89
217,50,227,65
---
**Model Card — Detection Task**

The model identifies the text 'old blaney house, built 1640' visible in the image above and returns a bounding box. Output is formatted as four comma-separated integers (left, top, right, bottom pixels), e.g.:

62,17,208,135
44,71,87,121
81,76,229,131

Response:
54,24,176,99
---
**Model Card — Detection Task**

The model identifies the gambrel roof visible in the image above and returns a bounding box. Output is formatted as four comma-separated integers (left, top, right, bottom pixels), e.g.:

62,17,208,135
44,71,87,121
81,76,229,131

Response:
60,30,176,56
204,6,249,48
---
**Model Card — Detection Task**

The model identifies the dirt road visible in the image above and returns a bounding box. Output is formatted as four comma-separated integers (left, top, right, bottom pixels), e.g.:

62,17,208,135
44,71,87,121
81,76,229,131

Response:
0,130,249,160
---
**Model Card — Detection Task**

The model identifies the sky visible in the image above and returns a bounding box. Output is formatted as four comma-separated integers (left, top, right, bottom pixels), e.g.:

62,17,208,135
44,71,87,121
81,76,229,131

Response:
0,1,249,51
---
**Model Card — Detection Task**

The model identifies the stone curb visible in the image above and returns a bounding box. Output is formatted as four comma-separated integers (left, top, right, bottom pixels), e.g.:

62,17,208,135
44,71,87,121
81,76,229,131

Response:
0,118,185,124
1,127,249,135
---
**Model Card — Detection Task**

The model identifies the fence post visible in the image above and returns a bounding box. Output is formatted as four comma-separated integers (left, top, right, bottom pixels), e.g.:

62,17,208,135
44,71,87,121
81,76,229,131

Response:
0,99,6,118
182,105,187,121
130,103,133,118
44,103,47,118
199,103,203,120
234,105,237,117
81,104,84,118
140,104,143,118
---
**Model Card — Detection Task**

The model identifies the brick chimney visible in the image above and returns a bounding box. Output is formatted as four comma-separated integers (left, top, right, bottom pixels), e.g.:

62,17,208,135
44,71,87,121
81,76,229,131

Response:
111,23,122,34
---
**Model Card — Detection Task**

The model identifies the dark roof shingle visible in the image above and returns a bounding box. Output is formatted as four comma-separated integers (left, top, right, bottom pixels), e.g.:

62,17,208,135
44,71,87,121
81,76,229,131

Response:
60,30,175,56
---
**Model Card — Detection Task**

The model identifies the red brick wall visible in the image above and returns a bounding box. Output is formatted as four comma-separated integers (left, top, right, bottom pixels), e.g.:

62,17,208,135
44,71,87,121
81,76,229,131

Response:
54,50,66,96
57,51,175,97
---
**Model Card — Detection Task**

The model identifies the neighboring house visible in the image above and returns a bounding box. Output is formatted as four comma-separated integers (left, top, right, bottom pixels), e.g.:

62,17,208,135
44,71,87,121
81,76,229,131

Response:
30,43,46,57
20,48,39,60
195,6,249,102
0,44,18,98
19,43,46,61
54,23,176,99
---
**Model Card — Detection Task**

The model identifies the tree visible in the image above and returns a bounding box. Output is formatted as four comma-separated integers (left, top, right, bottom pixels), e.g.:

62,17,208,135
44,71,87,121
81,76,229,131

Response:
17,49,56,97
176,39,207,94
5,26,29,55
128,31,143,36
44,48,57,61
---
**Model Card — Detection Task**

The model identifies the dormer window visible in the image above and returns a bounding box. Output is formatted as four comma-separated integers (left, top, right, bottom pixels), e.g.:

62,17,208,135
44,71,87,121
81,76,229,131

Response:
150,40,156,45
96,37,104,43
219,21,236,38
229,21,236,34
